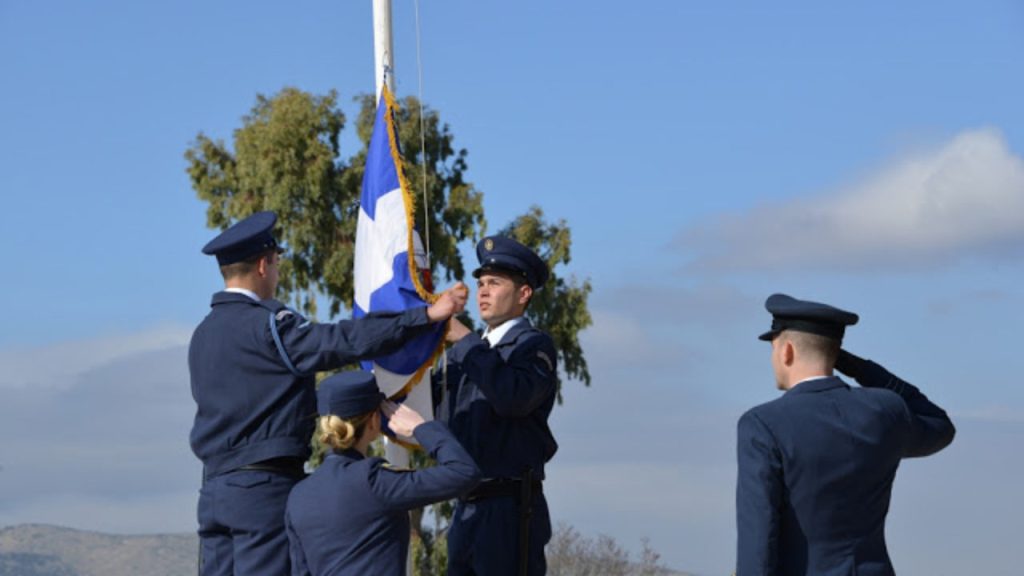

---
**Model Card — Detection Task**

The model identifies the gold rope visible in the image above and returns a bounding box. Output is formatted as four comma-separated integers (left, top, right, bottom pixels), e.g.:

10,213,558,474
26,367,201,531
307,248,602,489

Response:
379,84,448,425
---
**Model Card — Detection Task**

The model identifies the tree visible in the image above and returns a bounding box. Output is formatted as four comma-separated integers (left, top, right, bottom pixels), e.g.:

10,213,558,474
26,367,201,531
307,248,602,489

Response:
185,87,350,317
546,523,674,576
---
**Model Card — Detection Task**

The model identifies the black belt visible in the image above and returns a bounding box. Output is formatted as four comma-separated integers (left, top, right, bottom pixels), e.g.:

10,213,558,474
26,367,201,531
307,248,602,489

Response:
235,457,306,479
463,477,543,502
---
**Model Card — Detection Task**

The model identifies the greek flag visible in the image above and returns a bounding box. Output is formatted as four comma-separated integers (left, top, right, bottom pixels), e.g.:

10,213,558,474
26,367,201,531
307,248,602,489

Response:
353,85,444,446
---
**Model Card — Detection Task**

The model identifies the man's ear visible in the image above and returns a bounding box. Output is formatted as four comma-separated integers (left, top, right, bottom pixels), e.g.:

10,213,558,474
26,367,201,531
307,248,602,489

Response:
518,284,533,306
782,340,796,367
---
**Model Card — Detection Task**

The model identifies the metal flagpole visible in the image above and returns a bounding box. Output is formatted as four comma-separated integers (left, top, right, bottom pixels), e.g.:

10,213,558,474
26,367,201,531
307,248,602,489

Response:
373,0,395,99
372,2,413,575
372,0,410,468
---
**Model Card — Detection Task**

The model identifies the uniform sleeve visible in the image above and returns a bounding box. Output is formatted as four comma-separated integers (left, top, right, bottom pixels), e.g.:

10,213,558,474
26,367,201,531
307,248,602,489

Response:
836,350,955,457
448,331,557,418
367,421,482,511
736,410,783,576
273,306,437,375
285,508,313,576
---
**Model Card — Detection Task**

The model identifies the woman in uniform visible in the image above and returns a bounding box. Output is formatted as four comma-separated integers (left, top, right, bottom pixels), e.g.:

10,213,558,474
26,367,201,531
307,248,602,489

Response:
285,370,481,576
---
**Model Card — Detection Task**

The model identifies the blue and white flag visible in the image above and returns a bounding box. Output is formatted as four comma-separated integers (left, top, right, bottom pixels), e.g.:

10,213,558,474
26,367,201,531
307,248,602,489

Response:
353,85,444,446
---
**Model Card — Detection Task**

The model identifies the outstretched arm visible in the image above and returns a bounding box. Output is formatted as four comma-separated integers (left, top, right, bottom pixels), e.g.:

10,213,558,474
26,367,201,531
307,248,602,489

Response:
273,284,468,374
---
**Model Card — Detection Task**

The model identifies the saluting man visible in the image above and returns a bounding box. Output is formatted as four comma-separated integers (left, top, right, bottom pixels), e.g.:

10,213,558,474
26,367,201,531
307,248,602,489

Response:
438,236,559,576
736,294,956,576
189,211,466,576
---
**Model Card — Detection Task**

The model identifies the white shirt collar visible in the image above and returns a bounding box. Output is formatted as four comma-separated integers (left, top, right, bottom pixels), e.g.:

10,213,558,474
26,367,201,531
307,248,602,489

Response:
482,316,526,347
793,374,832,388
224,287,261,301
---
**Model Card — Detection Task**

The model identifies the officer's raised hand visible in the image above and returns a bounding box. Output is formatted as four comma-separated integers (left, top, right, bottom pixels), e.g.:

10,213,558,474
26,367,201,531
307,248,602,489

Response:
382,400,426,437
834,348,866,379
427,282,469,322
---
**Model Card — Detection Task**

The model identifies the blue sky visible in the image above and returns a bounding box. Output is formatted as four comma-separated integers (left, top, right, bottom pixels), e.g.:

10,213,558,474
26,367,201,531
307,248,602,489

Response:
2,1,1023,574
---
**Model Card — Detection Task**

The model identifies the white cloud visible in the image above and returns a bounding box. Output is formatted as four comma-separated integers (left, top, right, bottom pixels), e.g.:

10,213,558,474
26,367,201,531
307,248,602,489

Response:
680,128,1024,272
0,324,191,390
0,331,200,534
580,310,673,366
601,282,758,327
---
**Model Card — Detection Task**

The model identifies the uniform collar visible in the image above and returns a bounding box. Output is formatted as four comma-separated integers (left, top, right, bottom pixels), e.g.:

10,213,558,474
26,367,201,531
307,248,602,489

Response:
482,316,527,347
785,375,847,395
328,449,366,462
224,287,261,301
211,291,265,306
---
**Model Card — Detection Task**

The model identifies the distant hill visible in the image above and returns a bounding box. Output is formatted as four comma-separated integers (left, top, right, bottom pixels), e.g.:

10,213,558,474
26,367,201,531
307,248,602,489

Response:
0,524,195,576
0,524,694,576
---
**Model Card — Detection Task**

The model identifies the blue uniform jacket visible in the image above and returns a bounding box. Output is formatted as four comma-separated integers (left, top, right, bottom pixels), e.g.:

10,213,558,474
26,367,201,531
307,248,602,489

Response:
284,421,481,576
189,291,434,477
735,360,955,576
435,318,558,479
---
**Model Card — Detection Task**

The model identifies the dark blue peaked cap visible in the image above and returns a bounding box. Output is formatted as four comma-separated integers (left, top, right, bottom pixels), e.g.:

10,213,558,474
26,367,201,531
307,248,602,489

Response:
201,211,281,266
759,293,859,342
472,236,550,290
317,371,385,419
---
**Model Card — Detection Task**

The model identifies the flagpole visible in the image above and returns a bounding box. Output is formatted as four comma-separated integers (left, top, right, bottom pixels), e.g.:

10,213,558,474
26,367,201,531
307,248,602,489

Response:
372,0,408,467
373,0,395,99
373,3,414,575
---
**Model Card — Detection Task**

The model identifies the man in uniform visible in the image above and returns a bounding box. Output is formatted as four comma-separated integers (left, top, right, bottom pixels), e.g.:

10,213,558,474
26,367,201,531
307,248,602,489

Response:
735,293,956,576
189,211,466,576
438,235,558,576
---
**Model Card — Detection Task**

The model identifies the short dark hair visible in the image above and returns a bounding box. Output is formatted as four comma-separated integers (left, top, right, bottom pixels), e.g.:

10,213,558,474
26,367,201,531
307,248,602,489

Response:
219,248,276,280
520,280,537,309
506,274,536,309
782,330,840,366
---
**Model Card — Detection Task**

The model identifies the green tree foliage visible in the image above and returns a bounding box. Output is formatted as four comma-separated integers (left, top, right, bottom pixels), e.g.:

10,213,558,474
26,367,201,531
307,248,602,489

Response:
185,88,348,317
